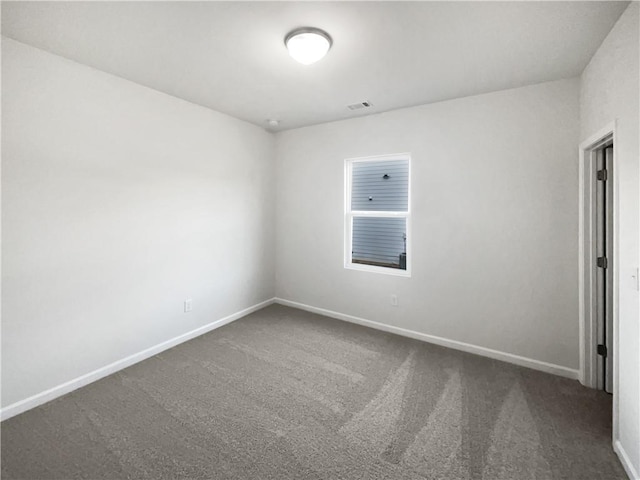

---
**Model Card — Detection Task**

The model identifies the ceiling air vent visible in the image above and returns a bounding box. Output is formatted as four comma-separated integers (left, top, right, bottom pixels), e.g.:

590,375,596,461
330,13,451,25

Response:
347,101,373,111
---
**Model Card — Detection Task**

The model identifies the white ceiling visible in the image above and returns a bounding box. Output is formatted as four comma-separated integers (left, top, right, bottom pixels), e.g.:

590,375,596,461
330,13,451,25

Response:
1,1,629,131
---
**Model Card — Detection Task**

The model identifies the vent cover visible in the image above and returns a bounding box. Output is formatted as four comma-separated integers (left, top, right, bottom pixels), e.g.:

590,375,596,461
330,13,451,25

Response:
347,101,373,111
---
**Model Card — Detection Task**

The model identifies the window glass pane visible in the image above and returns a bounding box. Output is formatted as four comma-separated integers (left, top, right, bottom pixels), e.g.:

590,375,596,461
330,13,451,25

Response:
351,160,408,212
352,216,407,270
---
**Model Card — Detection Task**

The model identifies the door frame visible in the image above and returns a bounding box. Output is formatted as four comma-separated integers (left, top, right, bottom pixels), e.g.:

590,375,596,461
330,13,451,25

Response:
578,121,618,436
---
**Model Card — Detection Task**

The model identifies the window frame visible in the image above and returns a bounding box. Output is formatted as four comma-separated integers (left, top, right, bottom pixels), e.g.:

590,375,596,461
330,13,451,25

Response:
344,153,411,277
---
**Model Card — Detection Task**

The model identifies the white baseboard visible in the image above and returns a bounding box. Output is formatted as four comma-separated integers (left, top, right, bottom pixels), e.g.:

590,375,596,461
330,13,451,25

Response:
1,298,276,422
275,298,579,380
615,440,640,480
2,296,582,422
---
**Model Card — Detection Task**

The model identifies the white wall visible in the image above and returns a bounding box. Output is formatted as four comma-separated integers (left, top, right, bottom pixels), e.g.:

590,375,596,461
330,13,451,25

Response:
580,3,640,477
276,78,580,371
1,38,276,408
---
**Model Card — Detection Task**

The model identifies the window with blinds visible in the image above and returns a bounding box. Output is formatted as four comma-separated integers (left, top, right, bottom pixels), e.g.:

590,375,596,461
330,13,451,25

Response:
345,154,410,275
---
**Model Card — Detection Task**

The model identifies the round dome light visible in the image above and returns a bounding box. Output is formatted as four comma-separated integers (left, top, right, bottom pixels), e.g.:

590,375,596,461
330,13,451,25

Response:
285,27,332,65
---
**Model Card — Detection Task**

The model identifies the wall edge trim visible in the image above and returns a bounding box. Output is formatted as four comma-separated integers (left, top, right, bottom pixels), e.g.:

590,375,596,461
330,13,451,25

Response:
0,298,276,421
614,440,640,480
274,297,579,380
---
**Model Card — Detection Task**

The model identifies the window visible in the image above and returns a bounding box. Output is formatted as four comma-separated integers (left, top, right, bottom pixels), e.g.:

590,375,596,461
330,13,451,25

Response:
345,153,410,276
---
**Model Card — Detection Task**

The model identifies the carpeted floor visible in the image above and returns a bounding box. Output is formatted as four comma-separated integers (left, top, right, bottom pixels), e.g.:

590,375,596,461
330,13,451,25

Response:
1,304,626,479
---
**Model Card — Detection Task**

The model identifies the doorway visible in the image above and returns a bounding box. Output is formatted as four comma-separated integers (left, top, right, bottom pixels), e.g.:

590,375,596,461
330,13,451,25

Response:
579,125,618,401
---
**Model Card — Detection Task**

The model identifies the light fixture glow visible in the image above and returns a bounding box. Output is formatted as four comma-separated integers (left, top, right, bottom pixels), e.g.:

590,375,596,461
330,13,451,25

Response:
285,27,332,65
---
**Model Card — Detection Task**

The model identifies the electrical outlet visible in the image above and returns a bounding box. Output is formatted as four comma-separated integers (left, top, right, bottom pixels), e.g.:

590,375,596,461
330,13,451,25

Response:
184,299,193,313
390,294,398,307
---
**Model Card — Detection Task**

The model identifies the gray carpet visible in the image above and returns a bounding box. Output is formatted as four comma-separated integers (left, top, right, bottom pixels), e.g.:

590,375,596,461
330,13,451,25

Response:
1,304,626,479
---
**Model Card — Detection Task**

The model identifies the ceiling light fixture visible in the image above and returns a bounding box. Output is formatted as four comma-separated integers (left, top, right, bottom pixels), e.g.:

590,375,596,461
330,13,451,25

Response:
285,27,332,65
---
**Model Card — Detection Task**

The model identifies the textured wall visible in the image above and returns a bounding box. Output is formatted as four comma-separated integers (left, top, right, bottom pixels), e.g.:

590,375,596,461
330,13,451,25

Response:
580,3,640,475
1,38,276,407
276,78,580,371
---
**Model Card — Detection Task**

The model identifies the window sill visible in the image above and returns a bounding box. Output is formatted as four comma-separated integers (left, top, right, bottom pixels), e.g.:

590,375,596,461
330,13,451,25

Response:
345,262,411,277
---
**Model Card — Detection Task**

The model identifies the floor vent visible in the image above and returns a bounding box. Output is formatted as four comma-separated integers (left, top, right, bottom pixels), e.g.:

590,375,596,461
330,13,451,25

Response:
347,101,373,110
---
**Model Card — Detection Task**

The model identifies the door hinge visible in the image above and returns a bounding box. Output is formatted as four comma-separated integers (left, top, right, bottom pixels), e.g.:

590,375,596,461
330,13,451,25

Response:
597,169,608,181
597,256,608,269
597,344,608,357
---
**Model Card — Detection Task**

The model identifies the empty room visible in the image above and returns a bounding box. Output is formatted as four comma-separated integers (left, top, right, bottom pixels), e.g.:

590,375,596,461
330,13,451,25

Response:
1,1,639,479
